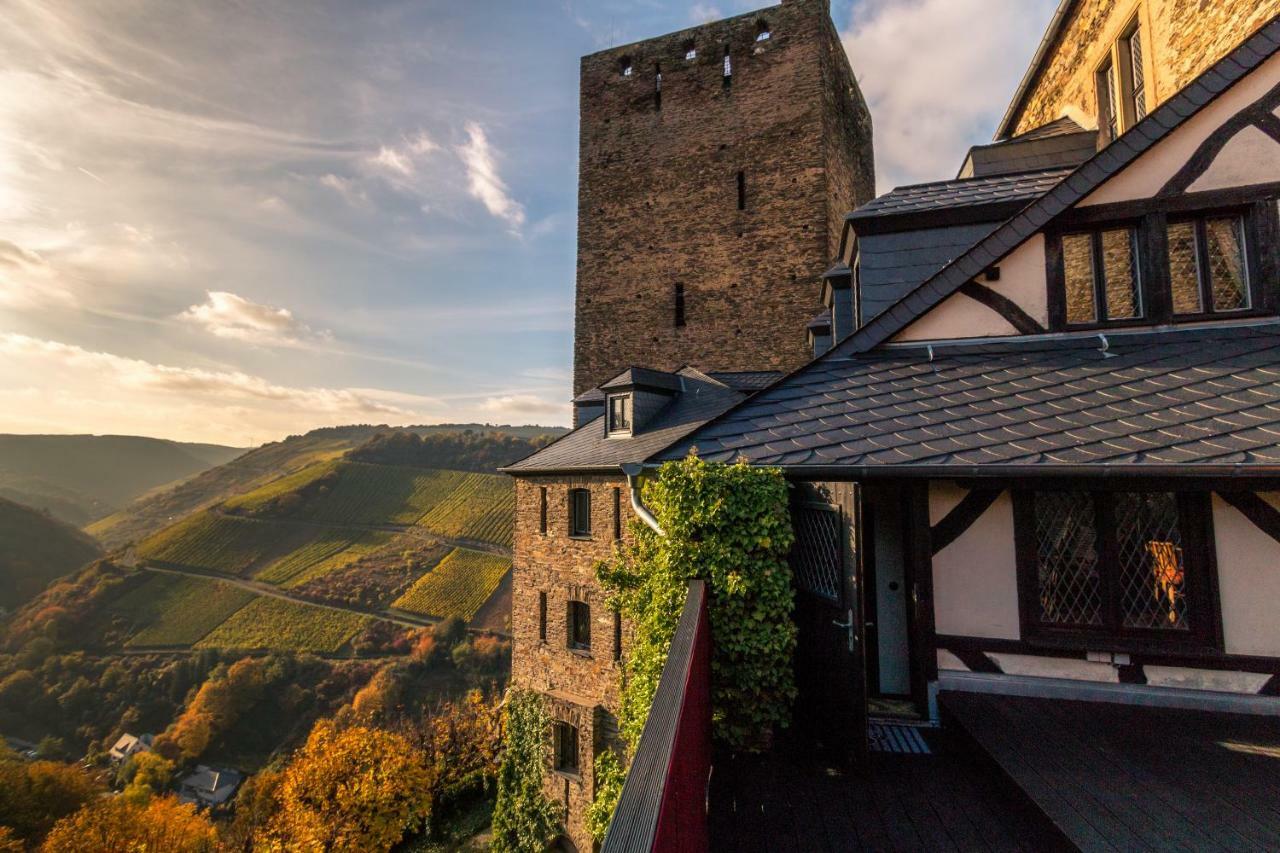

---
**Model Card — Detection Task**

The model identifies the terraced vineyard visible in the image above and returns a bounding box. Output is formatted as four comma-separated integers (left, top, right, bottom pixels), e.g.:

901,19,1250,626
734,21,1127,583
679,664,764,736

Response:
393,548,512,621
276,530,396,589
291,462,470,526
109,574,256,647
416,473,515,548
196,596,371,653
135,512,309,576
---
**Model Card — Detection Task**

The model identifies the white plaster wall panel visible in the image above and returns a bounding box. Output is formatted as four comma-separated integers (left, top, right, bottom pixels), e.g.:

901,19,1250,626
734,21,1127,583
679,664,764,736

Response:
1212,493,1280,657
928,480,966,525
988,652,1120,683
936,649,969,672
987,234,1049,326
930,489,1021,640
892,291,1018,342
1082,52,1280,205
1143,666,1272,694
1187,126,1280,193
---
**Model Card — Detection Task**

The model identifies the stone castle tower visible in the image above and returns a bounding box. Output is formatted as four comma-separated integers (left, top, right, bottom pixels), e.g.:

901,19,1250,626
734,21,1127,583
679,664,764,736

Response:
572,0,875,397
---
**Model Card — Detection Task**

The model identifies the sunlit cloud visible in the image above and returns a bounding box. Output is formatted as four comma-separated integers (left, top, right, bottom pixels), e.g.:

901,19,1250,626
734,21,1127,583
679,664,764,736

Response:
457,122,525,233
178,291,330,347
482,394,567,418
690,4,724,24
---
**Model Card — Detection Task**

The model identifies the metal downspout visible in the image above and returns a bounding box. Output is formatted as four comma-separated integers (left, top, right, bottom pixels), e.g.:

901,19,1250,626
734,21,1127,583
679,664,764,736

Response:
620,463,664,536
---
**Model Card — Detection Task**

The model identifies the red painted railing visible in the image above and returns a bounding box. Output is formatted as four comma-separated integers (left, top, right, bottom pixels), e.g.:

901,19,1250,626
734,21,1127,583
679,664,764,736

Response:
602,580,712,853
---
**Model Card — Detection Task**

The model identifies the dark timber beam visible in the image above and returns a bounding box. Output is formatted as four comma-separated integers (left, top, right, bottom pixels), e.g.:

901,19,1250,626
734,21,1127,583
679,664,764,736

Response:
931,488,1002,555
1217,491,1280,547
957,282,1047,335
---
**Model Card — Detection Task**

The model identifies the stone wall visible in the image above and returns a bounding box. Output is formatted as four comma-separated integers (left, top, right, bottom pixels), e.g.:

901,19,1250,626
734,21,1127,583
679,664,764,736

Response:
1010,0,1280,138
572,0,874,396
510,473,633,852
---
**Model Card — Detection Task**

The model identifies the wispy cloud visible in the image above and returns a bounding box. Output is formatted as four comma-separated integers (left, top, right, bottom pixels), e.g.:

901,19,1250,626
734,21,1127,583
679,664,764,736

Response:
365,131,439,180
839,0,1055,190
178,291,330,347
457,122,525,234
690,4,724,24
481,393,566,418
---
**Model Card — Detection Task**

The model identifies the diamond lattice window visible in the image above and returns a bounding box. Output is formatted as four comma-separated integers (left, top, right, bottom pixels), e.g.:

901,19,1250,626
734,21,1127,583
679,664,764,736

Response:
1167,215,1250,317
1059,227,1141,325
790,504,842,602
1033,491,1103,626
1021,491,1212,645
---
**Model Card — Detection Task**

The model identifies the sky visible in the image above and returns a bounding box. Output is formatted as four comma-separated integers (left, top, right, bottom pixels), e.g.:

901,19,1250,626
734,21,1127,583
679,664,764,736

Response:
0,0,1056,447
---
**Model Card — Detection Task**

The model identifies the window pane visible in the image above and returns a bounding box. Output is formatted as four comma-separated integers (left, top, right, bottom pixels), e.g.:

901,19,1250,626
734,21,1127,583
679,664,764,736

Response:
1062,234,1097,324
1167,221,1202,315
1114,493,1189,631
1100,228,1140,319
1206,217,1248,311
1099,61,1119,140
1128,29,1146,119
1033,492,1103,626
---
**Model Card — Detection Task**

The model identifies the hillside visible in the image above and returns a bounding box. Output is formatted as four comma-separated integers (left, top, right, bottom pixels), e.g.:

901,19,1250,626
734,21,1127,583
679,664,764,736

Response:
88,423,561,550
0,497,103,612
0,434,243,525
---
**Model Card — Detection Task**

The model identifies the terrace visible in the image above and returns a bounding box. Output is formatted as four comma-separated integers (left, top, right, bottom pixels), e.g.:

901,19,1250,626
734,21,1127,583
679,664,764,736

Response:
600,581,1280,853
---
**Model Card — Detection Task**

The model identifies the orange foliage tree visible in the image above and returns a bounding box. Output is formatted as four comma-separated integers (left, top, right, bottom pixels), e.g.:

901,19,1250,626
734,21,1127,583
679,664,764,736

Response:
0,748,102,843
263,720,432,850
41,795,217,853
154,656,269,762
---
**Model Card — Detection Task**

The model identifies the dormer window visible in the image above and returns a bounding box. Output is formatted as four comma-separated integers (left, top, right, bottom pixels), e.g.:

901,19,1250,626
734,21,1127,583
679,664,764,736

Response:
608,394,632,435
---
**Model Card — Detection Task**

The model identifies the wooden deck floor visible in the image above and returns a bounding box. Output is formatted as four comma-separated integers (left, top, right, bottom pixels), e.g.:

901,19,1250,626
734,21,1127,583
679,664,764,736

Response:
943,691,1280,853
708,729,1068,852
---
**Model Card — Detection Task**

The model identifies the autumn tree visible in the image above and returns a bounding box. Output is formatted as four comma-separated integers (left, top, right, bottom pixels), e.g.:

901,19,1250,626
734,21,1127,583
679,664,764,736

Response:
154,656,272,762
122,751,175,803
41,795,217,853
0,748,101,842
263,720,432,851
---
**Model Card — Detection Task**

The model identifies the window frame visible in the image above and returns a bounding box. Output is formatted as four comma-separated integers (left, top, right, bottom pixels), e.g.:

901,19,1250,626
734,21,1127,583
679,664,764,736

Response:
568,487,592,538
553,721,579,775
1165,211,1254,320
567,599,591,652
1047,195,1276,331
607,395,632,436
1012,488,1222,654
538,591,548,643
1096,56,1119,145
1118,20,1147,126
1049,222,1145,329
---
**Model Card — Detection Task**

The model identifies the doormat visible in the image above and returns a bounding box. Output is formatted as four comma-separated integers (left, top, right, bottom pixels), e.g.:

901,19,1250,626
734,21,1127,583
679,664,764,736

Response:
867,722,931,754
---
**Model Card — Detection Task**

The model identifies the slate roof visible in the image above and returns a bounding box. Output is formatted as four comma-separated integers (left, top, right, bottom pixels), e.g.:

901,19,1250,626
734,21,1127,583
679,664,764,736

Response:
706,371,781,391
836,17,1280,357
959,117,1097,178
600,366,683,392
503,367,751,473
659,322,1280,475
858,222,1001,325
848,168,1072,230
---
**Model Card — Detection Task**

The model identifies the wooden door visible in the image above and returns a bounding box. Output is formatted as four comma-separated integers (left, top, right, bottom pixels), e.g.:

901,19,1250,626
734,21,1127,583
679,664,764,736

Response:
789,485,865,761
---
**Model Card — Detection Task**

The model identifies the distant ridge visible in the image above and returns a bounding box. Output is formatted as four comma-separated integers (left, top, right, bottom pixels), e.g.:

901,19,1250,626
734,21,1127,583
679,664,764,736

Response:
0,496,103,611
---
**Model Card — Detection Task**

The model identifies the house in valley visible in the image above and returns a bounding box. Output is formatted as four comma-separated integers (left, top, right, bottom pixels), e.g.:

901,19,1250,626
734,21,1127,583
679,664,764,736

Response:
507,1,1280,849
177,765,242,809
107,733,152,763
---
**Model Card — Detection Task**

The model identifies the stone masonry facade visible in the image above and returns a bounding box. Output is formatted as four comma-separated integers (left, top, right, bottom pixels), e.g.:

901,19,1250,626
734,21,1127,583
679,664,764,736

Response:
1009,0,1280,138
510,474,634,853
571,0,874,396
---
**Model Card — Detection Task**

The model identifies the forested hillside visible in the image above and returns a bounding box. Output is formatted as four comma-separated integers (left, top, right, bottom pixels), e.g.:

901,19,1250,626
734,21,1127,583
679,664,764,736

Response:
0,434,243,526
0,497,102,612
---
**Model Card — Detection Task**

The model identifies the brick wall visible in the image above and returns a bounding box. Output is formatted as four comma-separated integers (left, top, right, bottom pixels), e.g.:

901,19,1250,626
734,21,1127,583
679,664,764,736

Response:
572,0,874,396
1010,0,1280,138
510,474,633,852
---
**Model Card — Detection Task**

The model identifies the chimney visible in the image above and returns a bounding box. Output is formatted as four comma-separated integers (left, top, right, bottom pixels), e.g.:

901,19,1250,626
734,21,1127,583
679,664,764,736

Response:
822,263,854,343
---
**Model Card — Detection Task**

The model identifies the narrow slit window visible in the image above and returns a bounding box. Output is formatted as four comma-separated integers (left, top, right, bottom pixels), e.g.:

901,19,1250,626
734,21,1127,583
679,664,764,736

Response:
674,283,686,327
538,591,547,642
736,170,746,211
756,20,771,41
613,611,623,662
619,56,633,77
538,486,548,534
684,41,697,61
723,46,732,86
613,487,622,539
654,63,662,110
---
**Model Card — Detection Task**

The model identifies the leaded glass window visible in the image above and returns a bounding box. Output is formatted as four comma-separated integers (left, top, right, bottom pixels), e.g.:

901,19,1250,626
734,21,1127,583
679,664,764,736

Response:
1126,27,1146,120
1019,491,1213,646
1167,215,1250,317
1059,227,1141,325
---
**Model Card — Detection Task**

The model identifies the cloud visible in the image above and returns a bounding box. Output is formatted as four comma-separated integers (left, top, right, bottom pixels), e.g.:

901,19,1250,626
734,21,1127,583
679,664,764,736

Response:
456,122,525,233
481,394,564,417
0,332,423,421
840,0,1056,190
178,291,329,347
690,4,723,24
366,131,439,180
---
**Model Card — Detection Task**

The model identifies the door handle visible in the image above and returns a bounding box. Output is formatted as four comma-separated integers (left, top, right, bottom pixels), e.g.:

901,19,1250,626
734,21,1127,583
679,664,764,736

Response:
833,609,856,653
